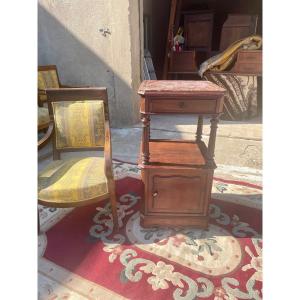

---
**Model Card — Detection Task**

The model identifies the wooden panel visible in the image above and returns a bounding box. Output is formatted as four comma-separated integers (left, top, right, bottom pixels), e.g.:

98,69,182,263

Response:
237,50,262,63
150,98,217,114
233,64,261,74
187,21,210,48
150,174,206,214
169,51,197,73
183,12,214,51
141,166,213,228
220,14,258,51
231,50,262,75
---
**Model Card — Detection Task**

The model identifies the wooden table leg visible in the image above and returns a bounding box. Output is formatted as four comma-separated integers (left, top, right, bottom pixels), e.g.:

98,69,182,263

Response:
207,115,219,168
141,113,150,164
38,208,40,235
196,115,203,142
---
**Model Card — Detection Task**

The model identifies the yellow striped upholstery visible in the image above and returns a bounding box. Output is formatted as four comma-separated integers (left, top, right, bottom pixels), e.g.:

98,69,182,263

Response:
38,157,108,203
38,69,60,102
38,70,60,89
38,107,50,127
52,100,105,149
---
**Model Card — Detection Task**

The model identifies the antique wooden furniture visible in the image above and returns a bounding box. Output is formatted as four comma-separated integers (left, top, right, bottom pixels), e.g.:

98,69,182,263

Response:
219,14,258,51
38,88,119,233
38,65,89,148
230,49,262,75
38,107,50,132
38,106,52,150
169,50,197,73
165,9,214,78
183,10,214,55
38,65,87,105
138,80,226,228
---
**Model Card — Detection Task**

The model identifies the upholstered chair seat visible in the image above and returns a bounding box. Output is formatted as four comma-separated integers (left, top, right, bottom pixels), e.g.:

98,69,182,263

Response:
38,107,50,127
38,157,108,206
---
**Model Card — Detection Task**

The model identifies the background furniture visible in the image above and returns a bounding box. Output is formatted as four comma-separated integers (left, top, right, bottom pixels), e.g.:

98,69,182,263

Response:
219,14,258,51
38,88,119,232
165,10,214,79
38,65,90,149
138,80,226,228
38,106,52,150
204,71,259,120
38,65,61,107
183,10,214,54
38,65,65,149
169,50,197,73
230,49,262,74
199,17,262,120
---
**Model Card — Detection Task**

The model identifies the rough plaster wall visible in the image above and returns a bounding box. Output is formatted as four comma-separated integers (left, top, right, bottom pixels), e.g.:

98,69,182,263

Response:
38,0,141,127
109,0,141,126
129,0,142,120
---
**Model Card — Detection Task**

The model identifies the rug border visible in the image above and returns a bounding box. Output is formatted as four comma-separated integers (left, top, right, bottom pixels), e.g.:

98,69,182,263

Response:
113,158,262,189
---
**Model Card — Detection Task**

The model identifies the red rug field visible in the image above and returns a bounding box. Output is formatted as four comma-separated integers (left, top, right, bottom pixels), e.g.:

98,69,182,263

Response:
41,176,262,300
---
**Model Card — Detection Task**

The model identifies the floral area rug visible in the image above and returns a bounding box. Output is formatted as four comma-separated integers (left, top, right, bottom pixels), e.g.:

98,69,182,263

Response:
38,161,262,300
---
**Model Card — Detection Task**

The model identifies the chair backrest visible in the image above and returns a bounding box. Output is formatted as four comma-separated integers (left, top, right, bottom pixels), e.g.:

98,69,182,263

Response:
38,65,61,105
45,88,109,160
38,65,61,89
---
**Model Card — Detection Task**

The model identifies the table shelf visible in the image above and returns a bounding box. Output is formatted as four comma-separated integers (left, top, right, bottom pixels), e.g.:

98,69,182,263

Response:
145,140,207,168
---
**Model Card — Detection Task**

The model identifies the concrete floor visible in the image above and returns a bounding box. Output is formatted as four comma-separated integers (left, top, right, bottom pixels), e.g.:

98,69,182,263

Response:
38,115,262,170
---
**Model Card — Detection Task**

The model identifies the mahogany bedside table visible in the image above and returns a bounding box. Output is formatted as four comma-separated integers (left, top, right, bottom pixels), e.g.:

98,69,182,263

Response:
138,80,226,228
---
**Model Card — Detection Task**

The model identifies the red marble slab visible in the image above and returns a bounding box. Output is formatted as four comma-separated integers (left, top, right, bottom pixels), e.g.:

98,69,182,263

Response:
138,80,226,96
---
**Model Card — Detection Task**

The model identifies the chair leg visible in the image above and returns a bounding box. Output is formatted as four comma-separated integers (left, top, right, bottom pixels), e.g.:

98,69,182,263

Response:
38,208,41,235
108,181,119,231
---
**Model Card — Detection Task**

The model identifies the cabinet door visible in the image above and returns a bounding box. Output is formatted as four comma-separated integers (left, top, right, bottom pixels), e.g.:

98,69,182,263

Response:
147,170,211,215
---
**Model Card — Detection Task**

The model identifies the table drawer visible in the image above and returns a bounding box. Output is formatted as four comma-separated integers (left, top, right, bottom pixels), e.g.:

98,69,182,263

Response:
149,99,217,113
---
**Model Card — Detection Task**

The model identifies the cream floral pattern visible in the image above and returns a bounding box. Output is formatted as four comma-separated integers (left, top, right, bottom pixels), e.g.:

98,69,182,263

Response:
125,212,244,276
119,249,214,299
88,195,261,299
140,261,183,291
242,238,262,282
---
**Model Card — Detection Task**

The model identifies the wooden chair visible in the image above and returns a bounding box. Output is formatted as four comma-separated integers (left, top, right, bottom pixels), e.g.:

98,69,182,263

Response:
38,106,52,150
38,65,62,106
38,65,88,149
38,88,119,233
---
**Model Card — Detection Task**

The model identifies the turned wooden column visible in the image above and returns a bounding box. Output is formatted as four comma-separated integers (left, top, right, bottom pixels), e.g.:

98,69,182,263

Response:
207,115,219,168
141,113,150,164
196,115,203,142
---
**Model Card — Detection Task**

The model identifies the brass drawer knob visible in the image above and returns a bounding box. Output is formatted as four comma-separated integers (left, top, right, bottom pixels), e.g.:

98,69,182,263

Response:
153,191,158,197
